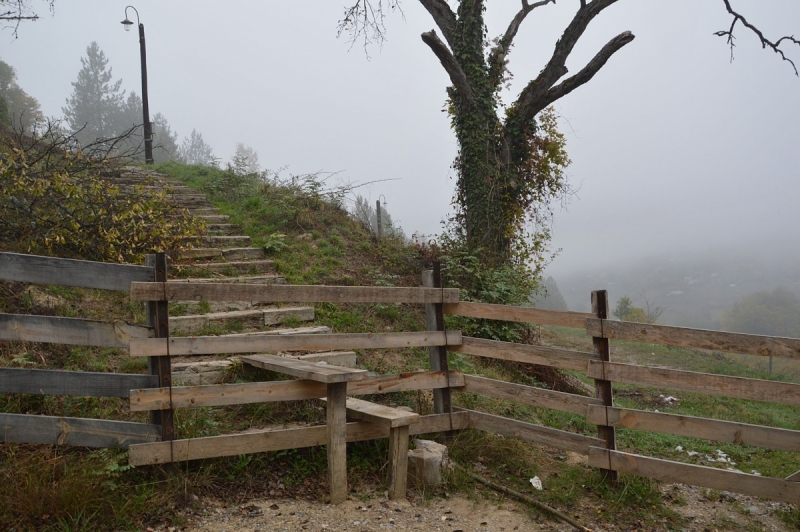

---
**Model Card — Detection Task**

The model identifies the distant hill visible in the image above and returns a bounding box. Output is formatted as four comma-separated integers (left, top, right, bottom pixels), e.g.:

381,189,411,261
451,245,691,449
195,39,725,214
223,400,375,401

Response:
553,252,800,330
530,276,569,311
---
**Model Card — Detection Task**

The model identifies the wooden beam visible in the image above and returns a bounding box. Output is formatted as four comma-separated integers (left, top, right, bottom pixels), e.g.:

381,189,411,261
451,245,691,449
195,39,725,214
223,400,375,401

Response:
128,412,470,465
449,336,598,372
0,313,152,348
467,409,604,455
130,282,460,304
587,361,800,406
588,447,800,504
327,382,348,504
0,368,157,398
130,370,465,411
587,405,800,453
0,252,153,291
339,397,420,428
423,267,451,416
0,413,160,448
586,319,800,360
240,354,367,383
591,290,617,483
145,253,174,442
130,331,463,357
444,301,593,329
462,375,601,416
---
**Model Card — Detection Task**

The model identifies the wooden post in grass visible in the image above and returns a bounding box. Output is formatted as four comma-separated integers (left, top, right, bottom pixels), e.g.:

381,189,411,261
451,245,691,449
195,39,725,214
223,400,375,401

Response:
591,290,617,483
423,262,451,415
145,253,174,442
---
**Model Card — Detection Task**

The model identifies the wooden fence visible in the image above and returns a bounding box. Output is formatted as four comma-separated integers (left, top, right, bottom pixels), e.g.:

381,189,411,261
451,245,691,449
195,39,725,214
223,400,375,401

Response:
2,252,799,504
0,251,168,448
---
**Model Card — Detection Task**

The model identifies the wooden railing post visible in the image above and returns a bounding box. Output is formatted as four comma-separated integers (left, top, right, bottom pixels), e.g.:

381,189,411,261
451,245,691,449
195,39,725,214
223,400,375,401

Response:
145,253,174,442
591,289,617,483
423,262,451,415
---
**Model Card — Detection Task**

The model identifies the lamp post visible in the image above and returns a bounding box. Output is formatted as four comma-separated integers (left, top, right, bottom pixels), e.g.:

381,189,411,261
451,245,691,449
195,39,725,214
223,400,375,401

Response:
121,6,153,165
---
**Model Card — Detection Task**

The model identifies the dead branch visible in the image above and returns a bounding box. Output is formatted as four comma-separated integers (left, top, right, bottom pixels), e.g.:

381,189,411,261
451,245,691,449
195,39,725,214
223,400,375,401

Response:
421,29,477,105
715,0,800,75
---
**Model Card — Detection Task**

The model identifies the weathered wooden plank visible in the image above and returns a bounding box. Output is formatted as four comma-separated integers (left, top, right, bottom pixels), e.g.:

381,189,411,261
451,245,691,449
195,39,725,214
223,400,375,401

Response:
0,313,152,348
462,375,601,416
423,268,452,417
588,447,800,504
327,382,348,504
467,410,604,455
586,318,800,360
787,470,800,482
388,424,410,500
444,302,593,329
591,290,617,483
130,370,465,411
587,361,800,406
0,252,153,291
128,412,470,465
131,331,463,357
240,354,367,383
449,336,598,372
130,282,460,304
340,397,420,428
0,413,160,448
0,368,157,398
586,405,800,453
145,253,174,442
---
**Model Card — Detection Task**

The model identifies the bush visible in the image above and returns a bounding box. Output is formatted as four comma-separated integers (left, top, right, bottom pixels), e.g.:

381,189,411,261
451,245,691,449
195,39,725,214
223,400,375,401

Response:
0,124,204,263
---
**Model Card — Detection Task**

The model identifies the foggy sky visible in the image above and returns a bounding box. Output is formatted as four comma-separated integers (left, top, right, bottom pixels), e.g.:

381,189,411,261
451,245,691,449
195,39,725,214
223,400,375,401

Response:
3,1,799,278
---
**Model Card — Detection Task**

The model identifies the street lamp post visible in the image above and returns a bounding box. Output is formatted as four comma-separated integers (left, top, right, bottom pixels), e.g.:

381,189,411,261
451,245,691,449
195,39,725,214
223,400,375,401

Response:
121,6,153,165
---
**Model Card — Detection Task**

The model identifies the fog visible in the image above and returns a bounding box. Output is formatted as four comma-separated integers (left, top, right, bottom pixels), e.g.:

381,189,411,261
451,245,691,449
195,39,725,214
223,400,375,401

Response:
3,1,799,294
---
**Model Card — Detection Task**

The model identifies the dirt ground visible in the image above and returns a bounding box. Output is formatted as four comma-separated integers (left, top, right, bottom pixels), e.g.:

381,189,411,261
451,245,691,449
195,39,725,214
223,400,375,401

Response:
152,482,794,532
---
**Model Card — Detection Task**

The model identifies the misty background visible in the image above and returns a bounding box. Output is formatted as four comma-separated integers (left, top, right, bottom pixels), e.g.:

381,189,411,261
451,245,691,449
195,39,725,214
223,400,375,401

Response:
2,1,799,328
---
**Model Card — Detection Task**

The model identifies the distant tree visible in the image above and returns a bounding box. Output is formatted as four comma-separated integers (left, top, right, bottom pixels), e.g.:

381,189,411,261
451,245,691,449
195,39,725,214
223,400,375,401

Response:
530,276,568,311
0,94,9,128
613,294,664,324
721,288,800,337
352,194,403,238
0,58,44,131
179,129,217,166
152,112,180,164
231,143,260,175
62,42,125,145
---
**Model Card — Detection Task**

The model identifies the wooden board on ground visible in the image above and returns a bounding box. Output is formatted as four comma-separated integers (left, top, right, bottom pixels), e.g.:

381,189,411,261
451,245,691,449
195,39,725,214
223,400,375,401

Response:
467,409,604,455
586,405,800,453
131,331,462,357
444,302,592,329
0,413,160,448
239,354,366,383
128,412,470,465
130,282,460,304
462,375,601,416
130,370,465,411
0,252,153,292
0,313,153,348
334,397,420,428
587,361,800,406
449,336,598,372
588,447,800,504
0,368,157,398
586,319,800,360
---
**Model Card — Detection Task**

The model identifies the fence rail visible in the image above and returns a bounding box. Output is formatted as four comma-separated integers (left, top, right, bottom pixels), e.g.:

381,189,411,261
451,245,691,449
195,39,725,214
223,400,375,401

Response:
0,368,157,398
449,336,598,371
443,301,592,328
0,313,152,347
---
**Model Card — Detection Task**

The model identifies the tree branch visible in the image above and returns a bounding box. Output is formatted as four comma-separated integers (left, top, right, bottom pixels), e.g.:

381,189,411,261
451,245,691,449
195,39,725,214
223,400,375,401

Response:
715,0,800,75
421,29,476,105
529,31,634,117
488,0,556,78
418,0,456,47
514,0,621,120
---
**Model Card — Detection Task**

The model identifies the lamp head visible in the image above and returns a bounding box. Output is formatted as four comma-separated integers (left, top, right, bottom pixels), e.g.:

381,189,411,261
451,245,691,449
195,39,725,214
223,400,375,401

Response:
121,18,134,31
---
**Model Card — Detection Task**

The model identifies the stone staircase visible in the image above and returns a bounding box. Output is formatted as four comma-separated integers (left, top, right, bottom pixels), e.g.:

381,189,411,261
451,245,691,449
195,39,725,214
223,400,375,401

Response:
107,166,356,382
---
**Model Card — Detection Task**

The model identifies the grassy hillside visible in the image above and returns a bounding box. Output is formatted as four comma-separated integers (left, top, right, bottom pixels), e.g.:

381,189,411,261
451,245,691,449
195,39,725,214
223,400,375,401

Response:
1,163,798,531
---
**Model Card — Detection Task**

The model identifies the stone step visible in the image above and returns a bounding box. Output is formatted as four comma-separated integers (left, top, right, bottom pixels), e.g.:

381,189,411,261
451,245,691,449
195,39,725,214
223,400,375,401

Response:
196,214,230,223
189,207,220,215
172,260,275,276
169,274,285,286
224,325,332,337
169,306,314,333
206,224,241,235
199,235,251,247
174,247,265,261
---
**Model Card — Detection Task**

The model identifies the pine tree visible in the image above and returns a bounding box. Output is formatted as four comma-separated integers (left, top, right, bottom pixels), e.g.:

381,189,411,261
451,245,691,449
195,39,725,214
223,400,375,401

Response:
62,42,125,145
178,129,216,166
152,113,180,164
0,58,44,131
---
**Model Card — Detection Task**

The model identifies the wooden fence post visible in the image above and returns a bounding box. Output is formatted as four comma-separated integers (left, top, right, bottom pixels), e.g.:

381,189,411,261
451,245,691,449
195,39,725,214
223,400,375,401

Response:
591,290,617,483
423,262,451,415
145,253,174,442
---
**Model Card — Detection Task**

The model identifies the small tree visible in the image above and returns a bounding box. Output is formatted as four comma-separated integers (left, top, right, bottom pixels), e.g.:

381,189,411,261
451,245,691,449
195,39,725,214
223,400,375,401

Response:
179,129,217,166
231,143,260,175
721,288,800,337
613,294,664,324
